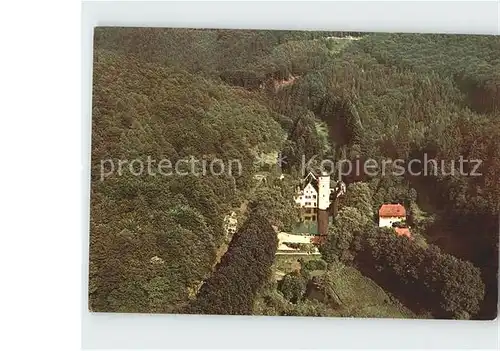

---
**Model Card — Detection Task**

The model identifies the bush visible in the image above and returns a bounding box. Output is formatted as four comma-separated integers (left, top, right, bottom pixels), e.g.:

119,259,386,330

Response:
302,259,328,271
278,272,307,304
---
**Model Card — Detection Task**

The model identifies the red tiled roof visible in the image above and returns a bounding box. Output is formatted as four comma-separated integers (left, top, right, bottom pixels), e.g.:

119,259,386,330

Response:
310,236,326,245
395,227,411,238
379,204,406,217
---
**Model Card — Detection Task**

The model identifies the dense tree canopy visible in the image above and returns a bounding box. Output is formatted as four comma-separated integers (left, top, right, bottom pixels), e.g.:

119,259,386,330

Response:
90,28,498,318
187,212,278,315
89,47,285,312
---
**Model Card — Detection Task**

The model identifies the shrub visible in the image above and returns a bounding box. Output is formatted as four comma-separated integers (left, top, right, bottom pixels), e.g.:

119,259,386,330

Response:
279,272,307,304
302,259,328,271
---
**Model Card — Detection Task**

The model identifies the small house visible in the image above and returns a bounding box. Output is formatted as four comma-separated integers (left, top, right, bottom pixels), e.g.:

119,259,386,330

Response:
378,204,406,228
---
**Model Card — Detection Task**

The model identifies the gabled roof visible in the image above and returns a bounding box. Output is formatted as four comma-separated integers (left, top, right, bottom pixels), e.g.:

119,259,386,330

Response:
304,171,317,183
395,227,411,238
301,178,319,193
379,204,406,217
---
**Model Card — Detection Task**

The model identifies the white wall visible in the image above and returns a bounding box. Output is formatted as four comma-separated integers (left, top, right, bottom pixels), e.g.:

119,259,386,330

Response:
317,175,330,210
379,216,404,228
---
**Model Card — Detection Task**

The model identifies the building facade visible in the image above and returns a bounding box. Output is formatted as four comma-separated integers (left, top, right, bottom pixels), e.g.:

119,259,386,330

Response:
295,181,318,221
294,172,345,235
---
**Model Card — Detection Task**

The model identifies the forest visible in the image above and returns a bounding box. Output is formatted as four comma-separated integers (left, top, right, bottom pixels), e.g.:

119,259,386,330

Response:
89,28,498,319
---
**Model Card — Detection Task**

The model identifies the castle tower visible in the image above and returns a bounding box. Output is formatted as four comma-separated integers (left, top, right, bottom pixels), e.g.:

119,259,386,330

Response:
317,173,331,210
317,173,331,236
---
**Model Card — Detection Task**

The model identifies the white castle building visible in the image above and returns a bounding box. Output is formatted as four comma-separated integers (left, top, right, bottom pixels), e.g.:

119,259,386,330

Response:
294,171,346,235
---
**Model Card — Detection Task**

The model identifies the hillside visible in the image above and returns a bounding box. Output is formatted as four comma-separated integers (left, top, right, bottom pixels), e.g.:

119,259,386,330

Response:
269,33,498,319
89,49,285,312
258,258,417,318
89,28,498,319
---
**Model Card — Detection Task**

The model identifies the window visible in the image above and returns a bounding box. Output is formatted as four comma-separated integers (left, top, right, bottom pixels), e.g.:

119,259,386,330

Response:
313,195,317,199
305,202,311,206
304,216,311,221
305,195,311,199
312,216,316,221
313,202,317,207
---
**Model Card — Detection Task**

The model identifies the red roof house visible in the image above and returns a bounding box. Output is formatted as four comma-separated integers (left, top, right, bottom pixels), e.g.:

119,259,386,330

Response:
378,204,407,228
378,204,406,218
